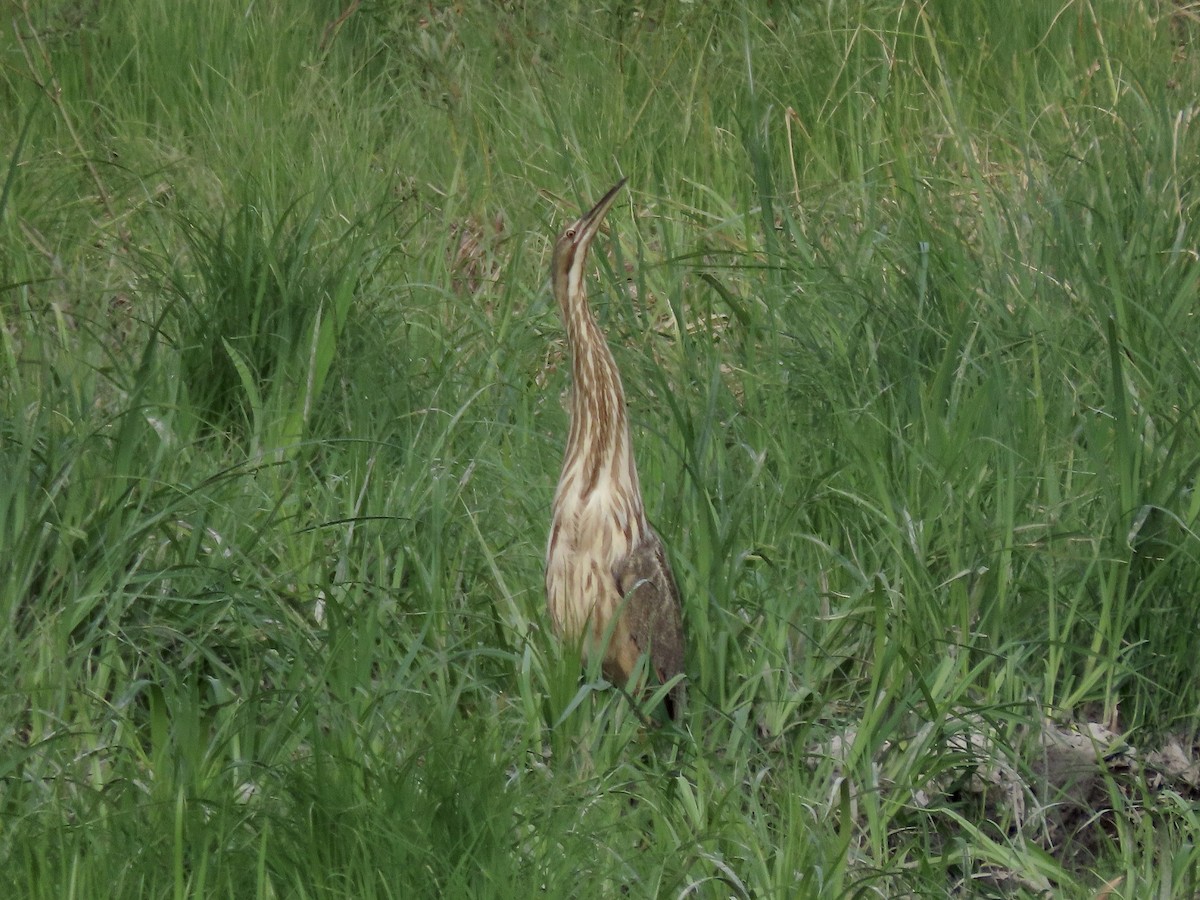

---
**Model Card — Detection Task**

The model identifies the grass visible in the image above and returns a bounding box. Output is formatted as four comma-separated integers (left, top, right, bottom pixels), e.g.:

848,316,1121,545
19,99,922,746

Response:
3,0,1200,896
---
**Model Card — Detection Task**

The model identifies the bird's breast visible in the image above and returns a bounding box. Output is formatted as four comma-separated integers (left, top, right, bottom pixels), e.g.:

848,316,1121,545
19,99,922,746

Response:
546,477,645,643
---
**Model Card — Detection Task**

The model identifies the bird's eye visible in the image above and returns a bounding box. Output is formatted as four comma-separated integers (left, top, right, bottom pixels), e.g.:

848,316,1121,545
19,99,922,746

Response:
565,228,576,238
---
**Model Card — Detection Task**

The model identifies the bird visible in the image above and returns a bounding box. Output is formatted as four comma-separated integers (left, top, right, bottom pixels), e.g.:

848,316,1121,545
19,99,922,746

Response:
544,178,686,720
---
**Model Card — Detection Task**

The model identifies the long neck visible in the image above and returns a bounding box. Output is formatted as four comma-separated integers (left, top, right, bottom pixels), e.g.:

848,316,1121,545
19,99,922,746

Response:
557,278,644,514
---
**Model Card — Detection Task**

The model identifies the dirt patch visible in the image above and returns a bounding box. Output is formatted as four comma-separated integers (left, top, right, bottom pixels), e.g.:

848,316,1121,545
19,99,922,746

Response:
812,712,1200,892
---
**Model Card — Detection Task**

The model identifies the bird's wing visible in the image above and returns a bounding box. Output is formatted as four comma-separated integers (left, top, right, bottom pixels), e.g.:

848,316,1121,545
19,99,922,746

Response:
614,529,686,717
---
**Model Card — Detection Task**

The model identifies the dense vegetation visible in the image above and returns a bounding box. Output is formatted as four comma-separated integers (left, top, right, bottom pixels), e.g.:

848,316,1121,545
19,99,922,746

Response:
3,1,1199,896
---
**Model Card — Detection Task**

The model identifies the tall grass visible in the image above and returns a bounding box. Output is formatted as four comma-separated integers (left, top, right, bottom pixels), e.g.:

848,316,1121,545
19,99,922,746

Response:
2,0,1199,896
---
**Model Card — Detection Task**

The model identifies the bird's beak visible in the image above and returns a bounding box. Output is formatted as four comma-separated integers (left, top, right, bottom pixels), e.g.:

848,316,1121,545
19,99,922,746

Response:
572,177,627,249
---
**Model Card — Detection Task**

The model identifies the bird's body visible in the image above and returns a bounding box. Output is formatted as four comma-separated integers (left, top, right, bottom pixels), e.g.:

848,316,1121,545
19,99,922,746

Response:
545,179,686,718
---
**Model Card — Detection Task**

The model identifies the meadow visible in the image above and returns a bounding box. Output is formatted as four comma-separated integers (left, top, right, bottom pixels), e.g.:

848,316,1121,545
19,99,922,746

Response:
2,1,1199,896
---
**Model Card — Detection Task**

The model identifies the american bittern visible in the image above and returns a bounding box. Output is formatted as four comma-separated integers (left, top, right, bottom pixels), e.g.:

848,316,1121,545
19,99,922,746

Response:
545,178,686,719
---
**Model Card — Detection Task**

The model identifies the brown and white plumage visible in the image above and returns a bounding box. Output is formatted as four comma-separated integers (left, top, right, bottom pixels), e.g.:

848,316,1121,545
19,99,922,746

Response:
544,178,686,718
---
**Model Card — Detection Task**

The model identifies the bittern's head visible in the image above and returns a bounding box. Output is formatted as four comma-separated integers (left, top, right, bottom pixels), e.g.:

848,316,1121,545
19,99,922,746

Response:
551,178,627,303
